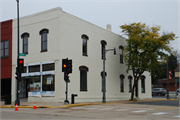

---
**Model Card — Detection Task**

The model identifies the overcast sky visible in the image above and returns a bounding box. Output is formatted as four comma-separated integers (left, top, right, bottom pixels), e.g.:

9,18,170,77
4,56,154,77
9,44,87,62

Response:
0,0,179,51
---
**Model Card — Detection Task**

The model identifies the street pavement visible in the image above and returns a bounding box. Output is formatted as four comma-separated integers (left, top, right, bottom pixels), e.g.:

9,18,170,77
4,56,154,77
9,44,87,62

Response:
1,101,180,120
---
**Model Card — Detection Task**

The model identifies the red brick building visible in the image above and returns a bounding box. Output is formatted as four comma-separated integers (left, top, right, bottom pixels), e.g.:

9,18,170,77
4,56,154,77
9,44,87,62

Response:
1,19,13,99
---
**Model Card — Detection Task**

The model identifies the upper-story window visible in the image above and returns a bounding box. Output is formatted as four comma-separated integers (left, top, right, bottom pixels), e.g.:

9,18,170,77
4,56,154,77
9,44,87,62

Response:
1,40,9,58
119,46,124,63
81,34,89,56
21,33,29,54
39,29,49,52
101,40,107,59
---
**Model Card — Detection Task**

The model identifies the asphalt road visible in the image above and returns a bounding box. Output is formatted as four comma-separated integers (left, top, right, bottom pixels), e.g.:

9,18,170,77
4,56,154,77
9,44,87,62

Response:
126,100,180,107
1,101,180,120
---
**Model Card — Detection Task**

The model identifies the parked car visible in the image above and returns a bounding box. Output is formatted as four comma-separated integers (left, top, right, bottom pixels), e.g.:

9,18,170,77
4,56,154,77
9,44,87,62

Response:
152,88,167,96
176,88,180,95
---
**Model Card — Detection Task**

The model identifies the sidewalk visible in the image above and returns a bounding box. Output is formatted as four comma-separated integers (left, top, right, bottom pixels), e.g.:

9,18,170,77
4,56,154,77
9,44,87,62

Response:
1,97,179,108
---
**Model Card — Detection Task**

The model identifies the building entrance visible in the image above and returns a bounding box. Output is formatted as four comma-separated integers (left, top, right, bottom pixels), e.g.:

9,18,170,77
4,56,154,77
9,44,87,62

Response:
19,77,29,98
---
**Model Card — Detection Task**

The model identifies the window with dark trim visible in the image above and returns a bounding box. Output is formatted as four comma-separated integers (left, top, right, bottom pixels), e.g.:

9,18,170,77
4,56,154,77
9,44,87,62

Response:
21,33,29,54
101,71,107,92
120,74,125,92
119,46,124,63
101,40,107,59
42,63,55,71
39,29,49,52
1,40,9,58
79,66,89,91
29,65,40,73
128,76,132,92
140,75,146,93
82,34,89,56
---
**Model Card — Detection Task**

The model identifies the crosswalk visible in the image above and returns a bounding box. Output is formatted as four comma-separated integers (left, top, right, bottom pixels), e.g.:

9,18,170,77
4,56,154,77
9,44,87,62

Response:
69,106,180,118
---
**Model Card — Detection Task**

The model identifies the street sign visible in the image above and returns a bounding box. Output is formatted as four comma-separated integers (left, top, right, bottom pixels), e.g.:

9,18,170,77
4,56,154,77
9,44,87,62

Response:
175,79,179,82
19,53,26,56
169,70,172,80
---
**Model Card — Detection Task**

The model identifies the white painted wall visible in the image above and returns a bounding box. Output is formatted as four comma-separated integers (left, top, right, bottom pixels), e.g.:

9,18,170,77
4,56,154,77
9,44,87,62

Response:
12,7,151,103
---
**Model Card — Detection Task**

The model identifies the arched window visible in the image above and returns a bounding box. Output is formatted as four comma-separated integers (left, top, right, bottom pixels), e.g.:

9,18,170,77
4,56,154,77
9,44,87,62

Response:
101,71,107,92
81,34,89,56
39,28,49,52
128,75,133,92
21,32,29,54
79,66,89,91
140,75,146,93
119,45,124,63
120,74,125,92
101,40,107,59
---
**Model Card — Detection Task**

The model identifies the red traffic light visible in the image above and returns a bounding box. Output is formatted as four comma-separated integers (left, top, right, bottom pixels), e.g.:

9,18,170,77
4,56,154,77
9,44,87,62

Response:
19,60,23,64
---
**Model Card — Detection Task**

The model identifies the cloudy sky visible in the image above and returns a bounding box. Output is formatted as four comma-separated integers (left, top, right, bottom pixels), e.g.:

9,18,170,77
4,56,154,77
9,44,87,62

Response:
0,0,179,51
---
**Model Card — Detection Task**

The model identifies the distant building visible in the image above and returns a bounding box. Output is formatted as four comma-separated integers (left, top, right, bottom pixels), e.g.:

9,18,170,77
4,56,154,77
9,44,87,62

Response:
159,63,179,91
10,7,151,102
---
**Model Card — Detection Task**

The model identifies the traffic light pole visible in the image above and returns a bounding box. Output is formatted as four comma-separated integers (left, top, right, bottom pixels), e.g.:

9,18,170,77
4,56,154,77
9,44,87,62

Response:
167,61,169,99
102,48,116,103
64,81,69,104
15,0,20,105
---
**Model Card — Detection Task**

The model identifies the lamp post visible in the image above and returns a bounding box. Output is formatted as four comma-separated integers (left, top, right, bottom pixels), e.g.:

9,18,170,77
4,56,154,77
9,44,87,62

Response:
15,0,20,105
102,47,116,103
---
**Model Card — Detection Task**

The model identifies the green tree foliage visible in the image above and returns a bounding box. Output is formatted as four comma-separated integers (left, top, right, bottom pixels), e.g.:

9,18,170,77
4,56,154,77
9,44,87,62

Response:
151,54,178,84
120,22,177,100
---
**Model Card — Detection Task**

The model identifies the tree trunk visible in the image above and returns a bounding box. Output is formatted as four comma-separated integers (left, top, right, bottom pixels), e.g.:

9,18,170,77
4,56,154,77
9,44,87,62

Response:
130,79,136,100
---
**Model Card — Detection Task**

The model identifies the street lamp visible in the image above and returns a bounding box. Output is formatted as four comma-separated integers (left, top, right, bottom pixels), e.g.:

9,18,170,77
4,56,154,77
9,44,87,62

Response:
15,0,20,105
102,47,116,103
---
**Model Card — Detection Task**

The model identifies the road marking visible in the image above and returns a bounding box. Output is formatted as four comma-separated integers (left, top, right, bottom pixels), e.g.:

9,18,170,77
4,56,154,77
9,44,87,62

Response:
153,107,179,110
99,108,113,110
152,112,167,115
84,107,97,110
174,115,180,118
132,110,147,113
115,109,128,111
120,107,153,110
70,107,84,109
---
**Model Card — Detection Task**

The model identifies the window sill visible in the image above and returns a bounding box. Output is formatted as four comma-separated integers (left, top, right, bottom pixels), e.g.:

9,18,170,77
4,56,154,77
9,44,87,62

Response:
82,54,88,57
41,50,47,53
1,56,9,59
80,90,87,92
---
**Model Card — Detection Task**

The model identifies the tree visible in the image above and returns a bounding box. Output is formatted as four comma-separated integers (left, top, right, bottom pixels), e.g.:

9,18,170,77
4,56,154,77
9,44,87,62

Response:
151,54,178,83
120,22,177,101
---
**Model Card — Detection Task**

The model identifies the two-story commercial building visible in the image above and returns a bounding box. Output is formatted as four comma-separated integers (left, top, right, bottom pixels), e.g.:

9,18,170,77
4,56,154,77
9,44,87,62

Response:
10,7,151,102
1,20,13,100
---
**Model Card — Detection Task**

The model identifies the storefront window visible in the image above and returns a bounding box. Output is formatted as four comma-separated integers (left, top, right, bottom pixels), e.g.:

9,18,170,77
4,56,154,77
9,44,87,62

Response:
42,63,54,71
29,76,41,92
42,75,55,91
29,65,40,72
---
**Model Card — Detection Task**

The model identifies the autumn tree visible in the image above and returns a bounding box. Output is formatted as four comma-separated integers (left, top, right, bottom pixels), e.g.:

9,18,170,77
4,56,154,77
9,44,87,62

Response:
120,22,177,101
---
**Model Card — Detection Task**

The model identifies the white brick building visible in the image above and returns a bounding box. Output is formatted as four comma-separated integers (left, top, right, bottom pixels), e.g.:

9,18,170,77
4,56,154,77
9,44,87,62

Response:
12,7,152,103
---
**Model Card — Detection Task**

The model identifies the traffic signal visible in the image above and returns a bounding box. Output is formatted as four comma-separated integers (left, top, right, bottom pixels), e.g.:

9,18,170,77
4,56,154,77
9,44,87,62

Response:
64,72,70,82
62,59,68,72
67,60,72,73
18,59,24,73
15,67,21,80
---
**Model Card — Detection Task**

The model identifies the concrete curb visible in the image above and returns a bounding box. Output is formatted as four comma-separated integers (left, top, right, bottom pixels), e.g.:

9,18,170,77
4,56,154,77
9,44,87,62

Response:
1,98,179,108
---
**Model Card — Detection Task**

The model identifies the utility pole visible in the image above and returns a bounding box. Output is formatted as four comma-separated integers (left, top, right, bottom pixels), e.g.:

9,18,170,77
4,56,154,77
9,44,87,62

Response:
15,0,20,105
102,47,116,103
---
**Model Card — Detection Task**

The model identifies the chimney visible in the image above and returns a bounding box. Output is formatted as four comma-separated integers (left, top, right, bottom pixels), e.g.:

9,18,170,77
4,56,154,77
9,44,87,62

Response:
106,24,111,32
